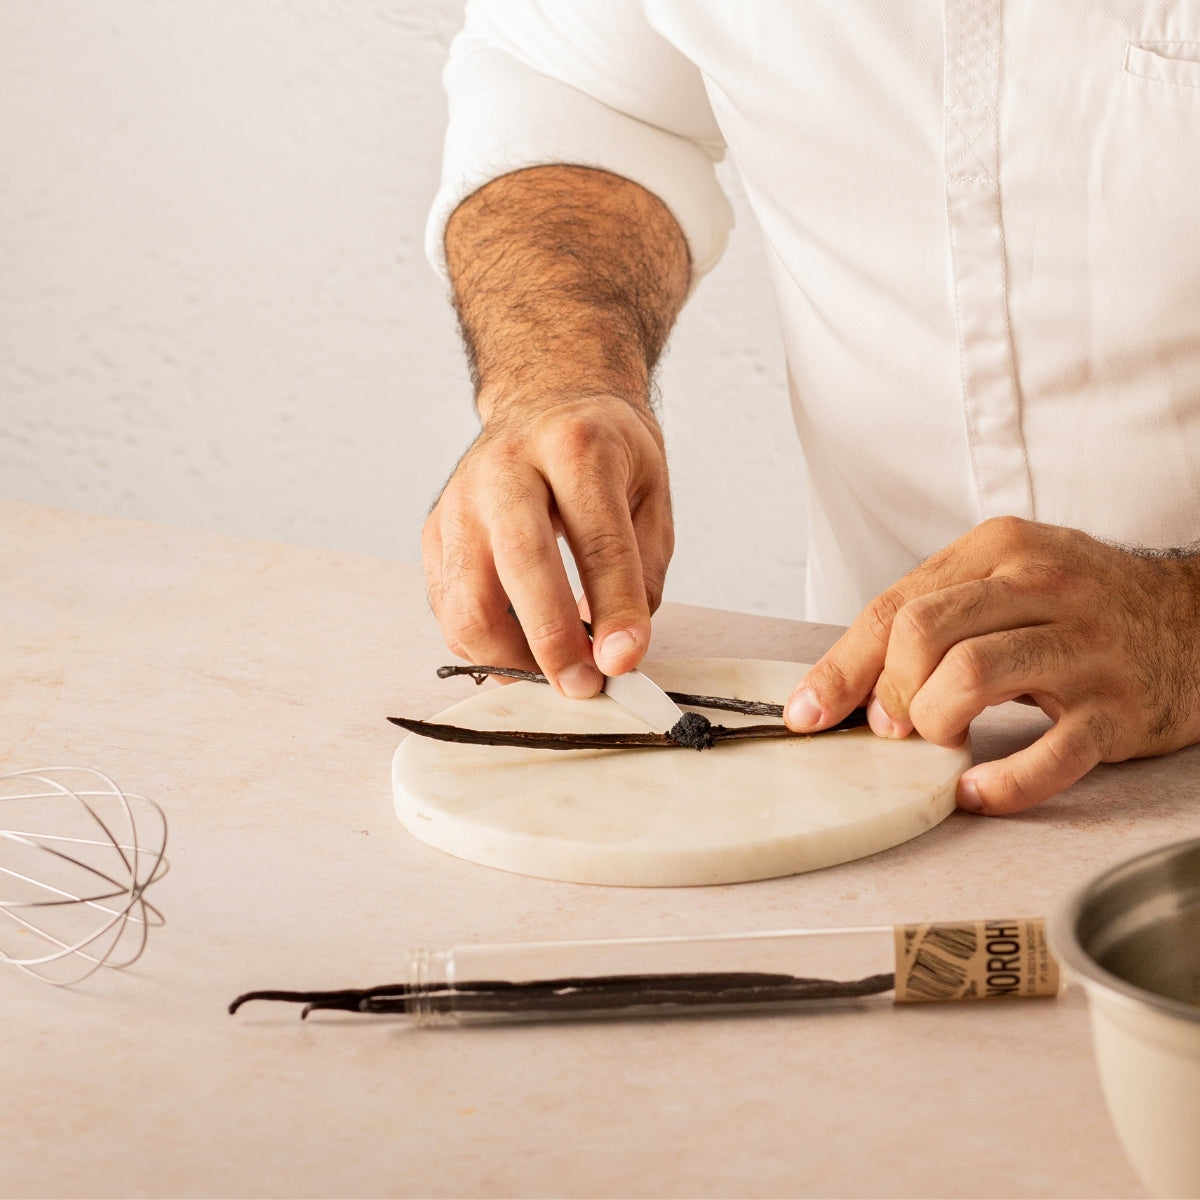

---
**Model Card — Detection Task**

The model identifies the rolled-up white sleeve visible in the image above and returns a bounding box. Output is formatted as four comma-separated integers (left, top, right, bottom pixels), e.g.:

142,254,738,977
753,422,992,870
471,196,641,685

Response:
424,0,734,286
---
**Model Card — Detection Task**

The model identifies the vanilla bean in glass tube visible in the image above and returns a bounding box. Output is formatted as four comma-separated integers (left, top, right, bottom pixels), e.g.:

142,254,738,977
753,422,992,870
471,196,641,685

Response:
230,919,1060,1025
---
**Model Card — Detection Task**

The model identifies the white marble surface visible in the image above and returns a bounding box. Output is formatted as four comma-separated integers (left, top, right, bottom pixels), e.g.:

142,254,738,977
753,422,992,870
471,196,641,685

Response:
394,658,969,886
4,499,1199,1198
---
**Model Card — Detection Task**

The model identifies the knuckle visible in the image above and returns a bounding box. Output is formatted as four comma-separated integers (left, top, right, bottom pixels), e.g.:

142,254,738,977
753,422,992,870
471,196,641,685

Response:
861,588,907,644
808,658,858,707
1016,558,1074,601
573,527,637,575
424,527,486,625
492,521,550,578
490,466,536,517
947,579,990,626
518,612,585,653
441,536,480,592
977,764,1031,815
908,691,962,746
985,751,1061,815
942,638,994,694
424,492,480,569
891,596,941,647
539,408,645,486
1051,715,1109,775
873,672,907,715
909,676,976,746
550,411,612,460
977,514,1034,554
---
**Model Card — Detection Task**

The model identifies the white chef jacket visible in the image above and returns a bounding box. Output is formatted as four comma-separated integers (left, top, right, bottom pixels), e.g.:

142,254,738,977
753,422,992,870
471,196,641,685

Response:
426,1,1200,624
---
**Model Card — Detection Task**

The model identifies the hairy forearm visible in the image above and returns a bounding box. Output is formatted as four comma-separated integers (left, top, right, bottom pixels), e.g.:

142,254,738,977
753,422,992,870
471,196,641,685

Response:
443,165,692,421
426,166,689,689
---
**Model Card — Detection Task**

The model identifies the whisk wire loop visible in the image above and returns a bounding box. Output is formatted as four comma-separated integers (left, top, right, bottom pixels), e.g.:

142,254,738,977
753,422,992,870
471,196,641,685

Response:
0,767,169,984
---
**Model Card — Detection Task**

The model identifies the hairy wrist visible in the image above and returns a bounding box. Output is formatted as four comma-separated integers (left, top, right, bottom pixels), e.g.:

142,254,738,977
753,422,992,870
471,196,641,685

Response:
475,383,661,434
1118,540,1200,742
444,165,691,422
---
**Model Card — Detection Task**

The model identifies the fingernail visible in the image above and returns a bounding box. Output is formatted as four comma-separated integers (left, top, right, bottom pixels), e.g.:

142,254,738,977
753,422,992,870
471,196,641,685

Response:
958,777,984,813
596,630,636,673
867,696,895,738
558,662,602,700
785,687,824,730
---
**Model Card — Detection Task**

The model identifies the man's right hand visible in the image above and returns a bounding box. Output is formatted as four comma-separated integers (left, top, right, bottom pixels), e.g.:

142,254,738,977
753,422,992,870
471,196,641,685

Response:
424,165,692,694
422,391,674,698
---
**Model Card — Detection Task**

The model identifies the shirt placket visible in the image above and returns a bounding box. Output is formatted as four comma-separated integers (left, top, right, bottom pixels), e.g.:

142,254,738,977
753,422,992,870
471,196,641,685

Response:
943,0,1033,522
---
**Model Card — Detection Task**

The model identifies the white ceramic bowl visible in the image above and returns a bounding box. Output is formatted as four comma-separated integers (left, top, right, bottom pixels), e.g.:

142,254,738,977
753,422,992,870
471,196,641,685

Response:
1049,836,1200,1198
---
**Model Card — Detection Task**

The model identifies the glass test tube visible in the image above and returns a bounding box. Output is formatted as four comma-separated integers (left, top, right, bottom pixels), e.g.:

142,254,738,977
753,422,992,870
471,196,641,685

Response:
364,917,1059,1026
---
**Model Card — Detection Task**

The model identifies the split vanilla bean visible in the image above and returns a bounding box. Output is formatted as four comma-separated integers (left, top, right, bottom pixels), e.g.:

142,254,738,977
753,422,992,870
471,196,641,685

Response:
386,714,860,751
397,664,869,750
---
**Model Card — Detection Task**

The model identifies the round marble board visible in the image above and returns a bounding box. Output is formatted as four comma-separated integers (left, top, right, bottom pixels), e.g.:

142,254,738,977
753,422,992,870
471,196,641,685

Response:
392,658,971,887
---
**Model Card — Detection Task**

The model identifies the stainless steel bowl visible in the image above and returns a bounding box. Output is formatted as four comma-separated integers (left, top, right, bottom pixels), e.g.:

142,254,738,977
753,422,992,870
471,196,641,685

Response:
1049,836,1200,1198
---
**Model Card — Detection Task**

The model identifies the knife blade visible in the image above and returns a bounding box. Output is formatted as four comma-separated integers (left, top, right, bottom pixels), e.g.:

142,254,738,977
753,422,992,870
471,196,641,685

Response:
603,667,687,734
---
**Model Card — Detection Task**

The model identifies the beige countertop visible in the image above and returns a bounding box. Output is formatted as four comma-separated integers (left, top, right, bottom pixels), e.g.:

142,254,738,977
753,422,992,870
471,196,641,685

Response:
2,498,1196,1199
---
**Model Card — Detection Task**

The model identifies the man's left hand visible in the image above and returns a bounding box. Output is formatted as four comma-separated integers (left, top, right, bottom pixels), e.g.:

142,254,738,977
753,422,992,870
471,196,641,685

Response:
785,517,1200,813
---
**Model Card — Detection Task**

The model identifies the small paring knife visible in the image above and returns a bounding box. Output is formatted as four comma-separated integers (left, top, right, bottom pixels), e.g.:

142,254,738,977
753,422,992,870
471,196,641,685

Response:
602,667,687,734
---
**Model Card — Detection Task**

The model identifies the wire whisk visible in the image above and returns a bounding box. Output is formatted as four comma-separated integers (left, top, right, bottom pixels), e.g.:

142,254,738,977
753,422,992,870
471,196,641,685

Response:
0,767,169,985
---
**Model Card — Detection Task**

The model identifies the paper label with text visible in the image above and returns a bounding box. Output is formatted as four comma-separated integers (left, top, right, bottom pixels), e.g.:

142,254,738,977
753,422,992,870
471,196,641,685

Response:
893,917,1060,1003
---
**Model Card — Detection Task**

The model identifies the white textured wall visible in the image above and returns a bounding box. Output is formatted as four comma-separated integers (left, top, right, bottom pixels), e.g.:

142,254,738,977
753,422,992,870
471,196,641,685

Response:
0,0,808,618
